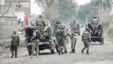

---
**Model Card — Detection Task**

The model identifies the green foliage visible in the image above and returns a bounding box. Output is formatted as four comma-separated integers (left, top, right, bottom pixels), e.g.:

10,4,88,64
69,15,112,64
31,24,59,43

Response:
108,24,113,37
58,0,78,22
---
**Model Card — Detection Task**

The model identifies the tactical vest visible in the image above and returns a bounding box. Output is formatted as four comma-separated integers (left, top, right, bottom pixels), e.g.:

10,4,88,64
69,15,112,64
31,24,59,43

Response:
82,31,89,40
11,36,19,46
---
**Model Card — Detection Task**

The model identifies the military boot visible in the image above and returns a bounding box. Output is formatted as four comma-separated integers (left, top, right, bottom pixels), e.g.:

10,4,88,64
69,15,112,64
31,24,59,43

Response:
81,50,84,54
73,49,75,53
70,49,75,53
11,51,14,58
86,50,90,54
64,50,67,53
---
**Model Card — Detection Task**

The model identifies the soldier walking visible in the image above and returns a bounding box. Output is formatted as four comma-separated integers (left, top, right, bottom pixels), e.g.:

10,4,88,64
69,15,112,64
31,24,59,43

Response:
81,28,91,54
55,24,65,55
24,26,34,56
70,33,77,53
10,31,20,58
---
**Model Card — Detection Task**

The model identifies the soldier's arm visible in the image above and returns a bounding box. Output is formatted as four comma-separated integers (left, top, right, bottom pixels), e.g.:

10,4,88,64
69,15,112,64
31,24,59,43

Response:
88,33,91,42
18,36,20,45
81,33,84,42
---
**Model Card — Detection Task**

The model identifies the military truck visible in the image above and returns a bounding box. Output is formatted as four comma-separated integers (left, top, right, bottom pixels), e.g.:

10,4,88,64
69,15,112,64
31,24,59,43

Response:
87,17,104,45
70,21,80,35
39,21,57,54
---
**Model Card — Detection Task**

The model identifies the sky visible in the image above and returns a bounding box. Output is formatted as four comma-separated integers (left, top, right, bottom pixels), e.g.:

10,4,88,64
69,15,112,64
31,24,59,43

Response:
30,0,91,15
74,0,91,5
30,0,42,15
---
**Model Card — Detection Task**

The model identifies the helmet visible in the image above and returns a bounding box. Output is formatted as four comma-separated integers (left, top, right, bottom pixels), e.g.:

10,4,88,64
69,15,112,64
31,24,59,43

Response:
85,27,90,31
13,31,16,34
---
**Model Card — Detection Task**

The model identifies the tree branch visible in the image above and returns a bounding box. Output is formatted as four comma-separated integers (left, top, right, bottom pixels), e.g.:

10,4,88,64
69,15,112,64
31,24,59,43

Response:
0,2,12,18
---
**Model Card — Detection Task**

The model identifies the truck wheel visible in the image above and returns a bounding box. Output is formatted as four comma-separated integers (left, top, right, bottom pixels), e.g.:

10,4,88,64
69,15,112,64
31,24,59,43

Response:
100,38,104,45
51,50,55,54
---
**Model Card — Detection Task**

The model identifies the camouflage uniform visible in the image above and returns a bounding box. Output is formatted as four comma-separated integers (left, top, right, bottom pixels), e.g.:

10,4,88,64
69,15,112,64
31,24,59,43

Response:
63,28,69,53
81,28,91,54
70,33,77,53
10,31,20,58
35,15,46,39
55,25,65,55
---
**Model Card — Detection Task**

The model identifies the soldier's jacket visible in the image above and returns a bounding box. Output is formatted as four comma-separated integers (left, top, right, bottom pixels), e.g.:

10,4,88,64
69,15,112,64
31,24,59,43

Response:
55,28,66,42
82,31,91,42
35,19,46,30
11,35,20,46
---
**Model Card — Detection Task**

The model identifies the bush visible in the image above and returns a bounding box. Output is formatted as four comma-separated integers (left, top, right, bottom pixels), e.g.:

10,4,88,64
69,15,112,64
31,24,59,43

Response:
107,24,113,37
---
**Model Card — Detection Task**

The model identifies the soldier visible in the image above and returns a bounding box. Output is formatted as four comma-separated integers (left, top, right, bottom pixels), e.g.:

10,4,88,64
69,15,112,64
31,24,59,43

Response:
24,26,34,56
70,33,77,53
81,28,91,54
55,24,65,55
35,15,46,35
63,28,69,53
31,30,40,57
10,31,20,58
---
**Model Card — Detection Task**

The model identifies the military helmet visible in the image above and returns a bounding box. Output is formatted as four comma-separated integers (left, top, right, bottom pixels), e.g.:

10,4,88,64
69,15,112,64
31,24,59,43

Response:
94,16,97,19
39,15,42,18
13,31,16,34
85,27,90,31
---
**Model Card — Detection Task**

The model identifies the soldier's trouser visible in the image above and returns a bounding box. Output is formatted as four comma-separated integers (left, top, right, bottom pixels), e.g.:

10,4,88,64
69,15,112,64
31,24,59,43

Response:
27,45,32,56
64,44,67,51
10,45,18,57
82,42,89,53
71,36,77,51
58,42,64,54
32,39,39,56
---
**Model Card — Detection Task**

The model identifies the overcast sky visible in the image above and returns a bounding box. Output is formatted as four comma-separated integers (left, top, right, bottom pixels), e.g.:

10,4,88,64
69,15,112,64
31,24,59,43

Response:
74,0,91,5
30,0,42,15
30,0,91,15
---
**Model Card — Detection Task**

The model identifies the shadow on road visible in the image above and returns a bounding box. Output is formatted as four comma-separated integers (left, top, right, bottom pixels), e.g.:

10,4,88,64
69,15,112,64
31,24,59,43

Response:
39,52,54,55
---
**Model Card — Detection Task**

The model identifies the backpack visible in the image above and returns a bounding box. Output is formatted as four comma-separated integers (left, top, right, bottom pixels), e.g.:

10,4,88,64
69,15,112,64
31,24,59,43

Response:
11,36,19,45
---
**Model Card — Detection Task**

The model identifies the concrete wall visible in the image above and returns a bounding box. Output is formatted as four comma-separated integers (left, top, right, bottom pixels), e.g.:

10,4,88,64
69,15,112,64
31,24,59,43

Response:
0,16,17,40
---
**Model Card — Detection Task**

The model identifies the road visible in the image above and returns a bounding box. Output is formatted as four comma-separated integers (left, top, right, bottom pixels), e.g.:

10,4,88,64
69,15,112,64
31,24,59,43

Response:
0,28,113,64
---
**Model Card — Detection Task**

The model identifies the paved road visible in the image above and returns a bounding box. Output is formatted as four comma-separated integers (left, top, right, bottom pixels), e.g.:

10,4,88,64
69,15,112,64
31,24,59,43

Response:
0,28,113,64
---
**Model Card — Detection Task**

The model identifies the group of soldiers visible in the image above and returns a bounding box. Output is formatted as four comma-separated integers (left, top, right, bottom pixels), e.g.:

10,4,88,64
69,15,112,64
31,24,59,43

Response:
10,15,92,58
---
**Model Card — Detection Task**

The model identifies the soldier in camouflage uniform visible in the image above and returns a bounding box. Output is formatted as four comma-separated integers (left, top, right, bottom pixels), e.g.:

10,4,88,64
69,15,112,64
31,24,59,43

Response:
55,24,65,55
10,31,20,58
35,15,46,39
81,28,91,54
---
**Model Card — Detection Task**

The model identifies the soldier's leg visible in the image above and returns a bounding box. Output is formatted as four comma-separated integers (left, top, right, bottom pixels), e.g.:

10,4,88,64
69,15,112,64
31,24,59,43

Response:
10,45,14,58
35,39,39,56
72,41,76,53
58,43,62,55
64,44,67,53
81,42,87,53
86,42,90,54
71,39,76,53
15,45,18,58
27,45,32,56
32,41,35,56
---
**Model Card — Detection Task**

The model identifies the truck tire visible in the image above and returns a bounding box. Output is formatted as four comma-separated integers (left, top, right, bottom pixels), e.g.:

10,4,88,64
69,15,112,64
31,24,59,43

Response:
100,38,104,45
